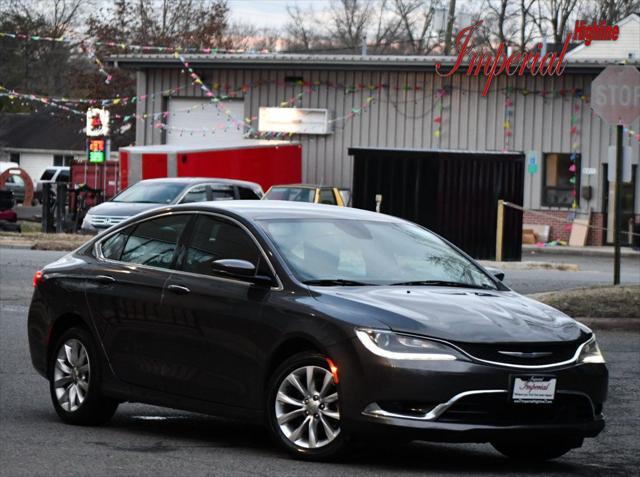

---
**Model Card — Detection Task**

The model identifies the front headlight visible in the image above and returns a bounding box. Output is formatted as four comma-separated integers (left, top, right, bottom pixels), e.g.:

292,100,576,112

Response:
578,336,605,364
81,214,94,230
355,329,465,361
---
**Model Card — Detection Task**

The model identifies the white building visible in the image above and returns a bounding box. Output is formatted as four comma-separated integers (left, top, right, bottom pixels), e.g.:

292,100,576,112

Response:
0,113,84,185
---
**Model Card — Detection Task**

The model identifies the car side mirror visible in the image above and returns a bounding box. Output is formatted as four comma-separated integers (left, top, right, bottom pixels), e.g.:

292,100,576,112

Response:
211,259,274,287
485,267,505,282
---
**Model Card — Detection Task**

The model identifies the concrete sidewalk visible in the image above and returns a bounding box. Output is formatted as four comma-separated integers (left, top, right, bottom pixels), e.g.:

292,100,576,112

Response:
523,244,640,258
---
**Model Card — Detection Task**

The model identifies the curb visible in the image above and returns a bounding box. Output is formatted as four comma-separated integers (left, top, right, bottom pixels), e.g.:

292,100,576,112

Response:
576,317,640,332
523,246,640,258
480,260,579,272
0,240,35,250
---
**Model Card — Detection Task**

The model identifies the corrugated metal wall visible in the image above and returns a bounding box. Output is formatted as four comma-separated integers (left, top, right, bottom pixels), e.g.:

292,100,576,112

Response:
136,67,640,215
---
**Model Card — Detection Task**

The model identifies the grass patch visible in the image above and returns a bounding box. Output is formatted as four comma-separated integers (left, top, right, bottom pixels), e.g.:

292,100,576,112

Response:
0,231,90,250
530,285,640,318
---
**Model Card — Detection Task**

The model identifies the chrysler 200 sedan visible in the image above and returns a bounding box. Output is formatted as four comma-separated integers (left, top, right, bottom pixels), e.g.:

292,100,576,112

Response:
28,201,607,461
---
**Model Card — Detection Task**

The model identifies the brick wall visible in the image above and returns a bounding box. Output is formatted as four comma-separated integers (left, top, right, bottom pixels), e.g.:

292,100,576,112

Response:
523,210,605,246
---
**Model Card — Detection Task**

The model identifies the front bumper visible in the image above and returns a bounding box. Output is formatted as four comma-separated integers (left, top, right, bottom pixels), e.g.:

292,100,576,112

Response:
327,338,608,443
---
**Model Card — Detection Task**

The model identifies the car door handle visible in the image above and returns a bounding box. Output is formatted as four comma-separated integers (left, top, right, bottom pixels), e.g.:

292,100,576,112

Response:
95,275,116,283
167,284,190,295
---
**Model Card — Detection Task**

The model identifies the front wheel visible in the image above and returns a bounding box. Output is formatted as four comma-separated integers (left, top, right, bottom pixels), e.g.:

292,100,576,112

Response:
48,326,118,426
492,437,582,461
267,352,350,460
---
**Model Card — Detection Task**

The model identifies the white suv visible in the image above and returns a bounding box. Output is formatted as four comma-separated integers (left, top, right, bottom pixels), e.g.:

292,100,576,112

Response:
35,167,70,202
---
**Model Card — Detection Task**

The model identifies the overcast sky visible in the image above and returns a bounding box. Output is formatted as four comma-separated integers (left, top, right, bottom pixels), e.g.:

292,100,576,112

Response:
228,0,330,28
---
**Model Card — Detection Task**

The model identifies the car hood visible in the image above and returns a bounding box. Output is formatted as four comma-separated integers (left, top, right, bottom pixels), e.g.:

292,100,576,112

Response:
86,201,165,217
313,286,587,343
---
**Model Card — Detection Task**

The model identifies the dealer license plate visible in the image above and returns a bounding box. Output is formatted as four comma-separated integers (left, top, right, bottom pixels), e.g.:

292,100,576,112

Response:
511,376,556,403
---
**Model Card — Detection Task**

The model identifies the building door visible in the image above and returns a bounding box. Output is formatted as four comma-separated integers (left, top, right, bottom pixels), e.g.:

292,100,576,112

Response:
166,98,245,146
603,164,637,245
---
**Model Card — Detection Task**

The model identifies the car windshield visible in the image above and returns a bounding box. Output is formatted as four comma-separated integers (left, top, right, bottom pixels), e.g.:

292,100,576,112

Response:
264,187,315,202
112,182,186,204
259,218,497,289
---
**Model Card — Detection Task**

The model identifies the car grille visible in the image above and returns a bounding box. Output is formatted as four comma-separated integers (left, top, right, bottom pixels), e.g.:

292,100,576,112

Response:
455,340,583,366
438,392,594,426
90,215,129,228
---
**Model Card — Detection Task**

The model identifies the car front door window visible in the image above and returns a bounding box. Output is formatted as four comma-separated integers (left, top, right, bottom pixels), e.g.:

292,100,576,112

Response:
181,215,263,278
319,188,337,205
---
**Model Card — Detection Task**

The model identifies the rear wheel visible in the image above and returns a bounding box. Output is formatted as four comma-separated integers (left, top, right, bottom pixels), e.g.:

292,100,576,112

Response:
492,437,582,461
48,326,118,425
267,352,349,460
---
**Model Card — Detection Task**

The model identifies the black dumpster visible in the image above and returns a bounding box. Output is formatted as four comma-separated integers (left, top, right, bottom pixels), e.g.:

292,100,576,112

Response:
349,147,525,261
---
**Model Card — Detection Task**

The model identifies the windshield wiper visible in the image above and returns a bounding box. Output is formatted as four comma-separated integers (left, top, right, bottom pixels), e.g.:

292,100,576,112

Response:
302,279,376,286
389,280,493,290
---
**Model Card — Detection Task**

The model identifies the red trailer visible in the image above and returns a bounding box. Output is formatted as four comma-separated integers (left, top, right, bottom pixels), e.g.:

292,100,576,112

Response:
70,160,120,199
119,140,302,192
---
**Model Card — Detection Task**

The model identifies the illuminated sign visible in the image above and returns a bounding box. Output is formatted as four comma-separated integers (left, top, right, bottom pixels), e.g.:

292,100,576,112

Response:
259,108,332,135
86,108,110,136
88,138,106,163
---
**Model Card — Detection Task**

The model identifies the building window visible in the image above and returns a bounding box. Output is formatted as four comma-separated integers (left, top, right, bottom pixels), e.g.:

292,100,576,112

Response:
53,155,74,166
10,152,20,165
542,153,580,208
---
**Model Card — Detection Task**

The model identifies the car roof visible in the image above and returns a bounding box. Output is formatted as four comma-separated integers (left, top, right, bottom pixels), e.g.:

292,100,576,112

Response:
136,177,262,188
269,184,336,189
168,200,402,222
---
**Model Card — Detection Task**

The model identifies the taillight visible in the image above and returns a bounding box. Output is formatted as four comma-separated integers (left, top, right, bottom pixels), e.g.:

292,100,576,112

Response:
33,270,43,288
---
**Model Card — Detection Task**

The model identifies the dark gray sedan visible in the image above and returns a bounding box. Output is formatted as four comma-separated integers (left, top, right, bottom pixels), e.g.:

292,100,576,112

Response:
30,201,607,462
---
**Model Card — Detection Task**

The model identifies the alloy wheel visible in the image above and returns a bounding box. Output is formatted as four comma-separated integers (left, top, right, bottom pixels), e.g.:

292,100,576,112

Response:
275,365,340,449
53,338,90,412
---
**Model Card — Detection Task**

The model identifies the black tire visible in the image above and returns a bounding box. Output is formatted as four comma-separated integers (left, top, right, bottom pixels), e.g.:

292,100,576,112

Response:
492,437,582,461
48,326,118,426
266,352,351,461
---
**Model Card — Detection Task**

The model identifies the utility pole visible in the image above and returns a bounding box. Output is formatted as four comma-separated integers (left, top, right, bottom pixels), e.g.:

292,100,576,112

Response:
443,0,457,55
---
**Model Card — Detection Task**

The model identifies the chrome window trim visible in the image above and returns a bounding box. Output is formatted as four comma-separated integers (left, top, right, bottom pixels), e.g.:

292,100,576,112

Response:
93,209,283,291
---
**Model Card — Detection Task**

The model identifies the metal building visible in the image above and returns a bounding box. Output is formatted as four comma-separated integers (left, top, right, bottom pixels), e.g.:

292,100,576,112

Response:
111,54,640,246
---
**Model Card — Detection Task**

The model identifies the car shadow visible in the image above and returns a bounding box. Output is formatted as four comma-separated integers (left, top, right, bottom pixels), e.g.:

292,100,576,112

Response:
74,408,581,474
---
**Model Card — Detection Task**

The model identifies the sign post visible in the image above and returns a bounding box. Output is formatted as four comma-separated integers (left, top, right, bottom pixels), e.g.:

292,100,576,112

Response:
590,66,640,285
86,108,110,197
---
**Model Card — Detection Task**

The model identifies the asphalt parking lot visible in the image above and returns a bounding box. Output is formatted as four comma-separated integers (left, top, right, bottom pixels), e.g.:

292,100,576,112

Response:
1,248,639,476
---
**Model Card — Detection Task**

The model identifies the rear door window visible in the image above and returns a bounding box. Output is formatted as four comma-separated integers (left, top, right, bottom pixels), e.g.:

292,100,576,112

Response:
238,186,261,200
120,215,190,269
210,185,236,201
56,170,70,182
100,226,134,260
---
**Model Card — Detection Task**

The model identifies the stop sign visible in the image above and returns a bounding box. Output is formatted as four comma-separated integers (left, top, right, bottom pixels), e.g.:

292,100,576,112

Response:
590,66,640,125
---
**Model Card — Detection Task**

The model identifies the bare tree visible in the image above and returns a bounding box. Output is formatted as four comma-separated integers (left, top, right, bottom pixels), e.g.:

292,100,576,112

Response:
532,0,580,45
518,0,537,50
392,0,438,54
284,4,320,51
225,22,280,51
472,0,519,51
329,0,372,49
582,0,640,23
